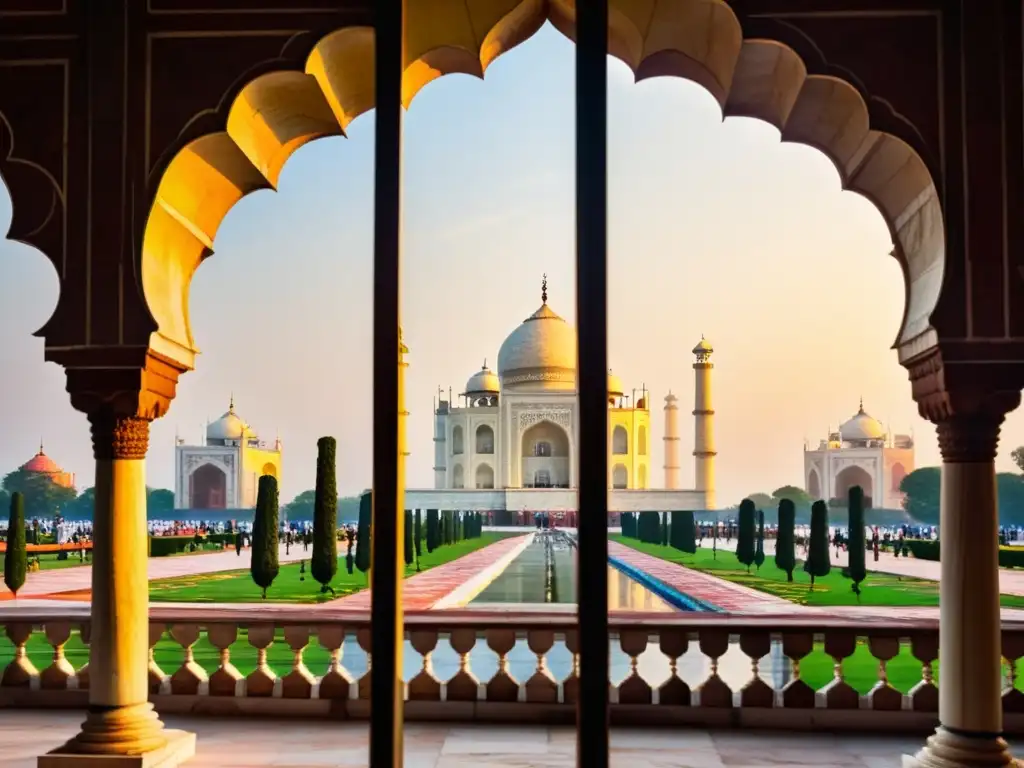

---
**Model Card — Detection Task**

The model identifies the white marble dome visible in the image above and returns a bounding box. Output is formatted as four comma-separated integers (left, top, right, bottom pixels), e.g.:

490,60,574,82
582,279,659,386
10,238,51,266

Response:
607,370,624,397
465,363,500,395
207,400,254,442
497,302,577,390
839,402,885,441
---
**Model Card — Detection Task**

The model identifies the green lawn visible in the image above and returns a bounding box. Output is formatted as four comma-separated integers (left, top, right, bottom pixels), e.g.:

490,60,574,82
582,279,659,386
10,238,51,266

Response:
2,551,90,574
610,535,1024,609
148,532,517,604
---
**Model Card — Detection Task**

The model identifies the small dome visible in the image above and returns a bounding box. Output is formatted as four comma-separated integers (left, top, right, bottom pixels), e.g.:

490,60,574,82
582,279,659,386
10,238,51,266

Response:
207,398,255,442
465,363,500,395
692,336,713,355
607,370,624,397
22,448,60,474
497,296,577,390
839,400,885,441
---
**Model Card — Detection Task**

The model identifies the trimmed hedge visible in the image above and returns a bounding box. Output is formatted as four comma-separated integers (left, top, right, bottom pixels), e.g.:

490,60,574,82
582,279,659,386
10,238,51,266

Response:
904,539,1024,569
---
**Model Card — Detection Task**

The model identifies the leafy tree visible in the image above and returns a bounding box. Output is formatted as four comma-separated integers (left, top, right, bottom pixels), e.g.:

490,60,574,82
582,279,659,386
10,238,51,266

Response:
775,498,796,581
847,485,867,598
4,493,27,597
997,473,1024,526
804,500,831,589
250,475,279,599
900,467,940,525
745,493,774,511
1013,446,1024,473
414,510,423,569
754,510,765,571
1,469,77,521
355,491,372,573
146,488,175,516
772,485,812,508
311,437,339,592
404,510,414,567
0,489,8,519
736,499,756,571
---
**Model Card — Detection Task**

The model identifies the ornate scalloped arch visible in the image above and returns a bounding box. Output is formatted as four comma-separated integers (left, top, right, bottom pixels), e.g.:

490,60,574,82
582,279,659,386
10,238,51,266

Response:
142,0,943,371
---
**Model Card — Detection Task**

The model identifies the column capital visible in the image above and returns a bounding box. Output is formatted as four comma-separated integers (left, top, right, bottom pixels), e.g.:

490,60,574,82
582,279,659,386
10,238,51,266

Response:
930,390,1021,463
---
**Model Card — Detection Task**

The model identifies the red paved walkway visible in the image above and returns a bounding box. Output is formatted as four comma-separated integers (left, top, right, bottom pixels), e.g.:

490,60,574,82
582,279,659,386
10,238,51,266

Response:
607,541,810,613
314,534,531,610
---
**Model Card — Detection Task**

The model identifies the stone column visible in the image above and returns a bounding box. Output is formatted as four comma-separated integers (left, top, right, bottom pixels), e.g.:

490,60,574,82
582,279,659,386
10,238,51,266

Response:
43,409,194,765
906,405,1017,767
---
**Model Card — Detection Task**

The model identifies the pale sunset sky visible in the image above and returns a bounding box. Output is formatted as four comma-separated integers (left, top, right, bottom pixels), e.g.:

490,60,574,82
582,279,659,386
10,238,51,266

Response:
2,23,1020,505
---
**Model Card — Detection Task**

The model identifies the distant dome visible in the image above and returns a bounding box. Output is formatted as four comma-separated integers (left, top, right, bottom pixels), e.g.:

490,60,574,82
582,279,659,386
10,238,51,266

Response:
497,280,576,390
207,398,255,442
22,449,60,475
607,370,624,397
465,363,500,395
839,401,885,441
692,336,713,356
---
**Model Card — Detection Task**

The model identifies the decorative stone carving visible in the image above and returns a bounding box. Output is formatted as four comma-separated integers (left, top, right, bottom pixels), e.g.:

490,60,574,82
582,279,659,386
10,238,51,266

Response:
518,410,572,431
88,415,150,460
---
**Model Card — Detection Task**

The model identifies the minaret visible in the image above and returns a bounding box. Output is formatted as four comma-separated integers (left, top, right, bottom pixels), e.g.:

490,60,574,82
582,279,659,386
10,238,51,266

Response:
663,391,681,489
692,336,716,509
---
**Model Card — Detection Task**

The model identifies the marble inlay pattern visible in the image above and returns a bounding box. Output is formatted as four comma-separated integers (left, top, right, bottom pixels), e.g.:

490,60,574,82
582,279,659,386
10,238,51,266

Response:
0,711,972,768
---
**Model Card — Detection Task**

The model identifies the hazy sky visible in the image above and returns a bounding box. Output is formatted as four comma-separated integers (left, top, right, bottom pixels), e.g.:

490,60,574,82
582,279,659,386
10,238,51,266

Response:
3,23,1022,505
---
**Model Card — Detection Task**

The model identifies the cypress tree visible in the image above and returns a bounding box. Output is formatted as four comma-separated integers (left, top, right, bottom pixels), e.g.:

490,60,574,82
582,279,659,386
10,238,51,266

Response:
661,513,669,546
426,509,437,553
677,510,697,554
847,485,867,597
623,512,634,538
736,499,756,571
311,436,338,592
355,491,372,573
4,492,26,597
775,498,796,581
404,510,414,567
804,500,832,589
250,475,280,599
754,510,766,571
414,509,423,568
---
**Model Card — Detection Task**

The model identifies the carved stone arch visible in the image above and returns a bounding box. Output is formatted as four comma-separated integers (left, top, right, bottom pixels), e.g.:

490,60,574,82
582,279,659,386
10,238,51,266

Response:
807,466,822,501
134,2,946,379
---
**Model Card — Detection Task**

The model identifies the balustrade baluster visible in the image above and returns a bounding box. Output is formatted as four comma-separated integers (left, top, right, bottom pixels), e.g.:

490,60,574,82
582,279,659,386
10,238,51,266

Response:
696,629,731,708
821,630,859,709
169,624,208,695
207,624,243,697
2,623,38,688
617,630,652,705
1002,629,1024,712
356,628,372,700
444,629,480,702
317,625,353,700
561,629,580,705
40,622,75,690
75,621,90,689
738,631,773,708
780,632,815,708
485,629,519,702
908,631,939,713
524,630,558,704
244,624,277,697
408,630,441,701
866,635,902,710
657,629,690,706
280,626,315,699
147,623,168,695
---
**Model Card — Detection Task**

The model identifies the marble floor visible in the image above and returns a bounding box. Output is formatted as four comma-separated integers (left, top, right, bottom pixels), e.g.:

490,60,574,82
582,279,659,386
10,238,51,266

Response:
0,710,946,767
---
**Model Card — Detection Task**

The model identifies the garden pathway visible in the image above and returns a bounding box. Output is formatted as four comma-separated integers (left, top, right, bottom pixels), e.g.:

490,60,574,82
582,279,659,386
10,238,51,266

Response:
0,542,308,600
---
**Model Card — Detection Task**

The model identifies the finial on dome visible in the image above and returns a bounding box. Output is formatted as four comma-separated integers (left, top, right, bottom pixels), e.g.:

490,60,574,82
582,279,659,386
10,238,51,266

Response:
541,273,548,304
38,438,43,455
229,393,235,413
483,358,488,370
858,396,864,414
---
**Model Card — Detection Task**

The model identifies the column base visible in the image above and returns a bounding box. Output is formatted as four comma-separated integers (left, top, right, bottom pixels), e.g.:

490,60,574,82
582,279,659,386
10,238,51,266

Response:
903,727,1018,768
39,729,195,768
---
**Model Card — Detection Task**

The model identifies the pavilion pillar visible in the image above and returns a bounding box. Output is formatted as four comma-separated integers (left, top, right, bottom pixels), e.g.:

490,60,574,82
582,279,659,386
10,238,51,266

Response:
41,360,194,767
906,397,1019,768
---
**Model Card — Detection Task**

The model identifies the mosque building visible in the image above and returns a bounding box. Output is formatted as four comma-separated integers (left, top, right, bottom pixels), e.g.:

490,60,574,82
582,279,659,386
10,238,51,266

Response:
406,277,716,519
802,400,915,510
173,397,283,511
20,443,75,489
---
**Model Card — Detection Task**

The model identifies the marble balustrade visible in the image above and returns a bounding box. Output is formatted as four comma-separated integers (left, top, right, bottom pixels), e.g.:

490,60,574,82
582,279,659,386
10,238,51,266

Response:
4,610,1024,734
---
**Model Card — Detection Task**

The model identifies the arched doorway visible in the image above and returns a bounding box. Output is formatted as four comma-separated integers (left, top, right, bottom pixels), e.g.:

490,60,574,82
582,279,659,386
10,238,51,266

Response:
808,468,822,501
638,425,647,456
521,420,570,488
452,464,465,489
476,424,494,454
612,425,628,455
612,464,628,490
891,462,907,492
834,465,873,507
190,464,227,509
452,425,464,455
637,464,647,489
475,463,494,489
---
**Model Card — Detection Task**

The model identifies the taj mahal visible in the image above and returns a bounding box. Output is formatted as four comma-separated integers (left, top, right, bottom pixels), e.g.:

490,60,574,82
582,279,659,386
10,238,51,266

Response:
404,277,717,518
